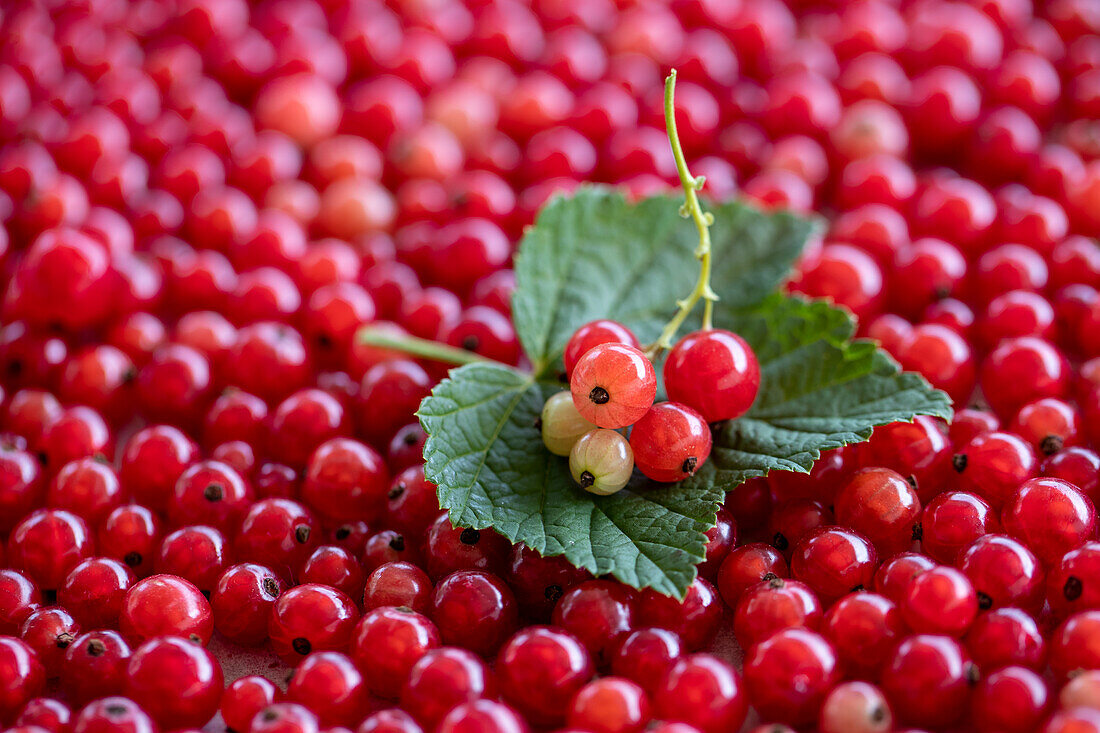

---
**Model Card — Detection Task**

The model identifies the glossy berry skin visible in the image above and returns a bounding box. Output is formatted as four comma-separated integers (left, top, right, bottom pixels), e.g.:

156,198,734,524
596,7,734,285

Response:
921,491,999,564
1047,542,1100,617
431,571,518,657
654,653,748,733
222,675,282,733
400,647,494,730
979,337,1070,418
1050,610,1100,681
119,425,199,513
424,515,510,581
569,429,634,495
566,677,649,733
363,561,434,615
61,631,132,706
551,580,635,663
964,607,1047,672
629,402,712,483
663,329,760,422
953,431,1038,508
880,635,975,729
506,544,591,620
834,468,921,556
562,320,641,379
286,651,368,728
300,545,364,601
234,498,318,575
1002,477,1098,565
497,626,594,726
119,574,213,645
269,583,358,664
303,438,389,524
791,527,879,606
0,636,45,722
901,566,978,637
0,570,40,637
823,592,905,680
818,681,892,733
958,534,1045,612
1043,448,1100,506
211,563,284,646
247,702,320,733
732,578,822,651
125,636,223,729
169,459,253,533
636,578,721,652
155,525,231,592
70,696,157,733
351,607,441,700
7,509,93,590
743,629,839,727
435,699,530,733
357,708,424,733
610,628,683,697
95,505,162,579
387,466,441,538
716,543,789,607
569,343,656,429
19,606,79,677
971,666,1049,733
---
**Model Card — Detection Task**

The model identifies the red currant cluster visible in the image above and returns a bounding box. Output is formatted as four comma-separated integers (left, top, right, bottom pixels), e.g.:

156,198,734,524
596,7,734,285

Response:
0,0,1097,730
542,320,760,494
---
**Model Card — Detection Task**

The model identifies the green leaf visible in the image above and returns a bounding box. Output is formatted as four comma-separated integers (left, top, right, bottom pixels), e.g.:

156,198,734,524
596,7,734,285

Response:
682,295,954,492
418,362,723,598
420,189,950,597
512,185,815,377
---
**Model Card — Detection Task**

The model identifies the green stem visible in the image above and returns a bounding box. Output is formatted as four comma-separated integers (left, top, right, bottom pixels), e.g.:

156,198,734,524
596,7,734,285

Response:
356,326,501,367
647,69,719,358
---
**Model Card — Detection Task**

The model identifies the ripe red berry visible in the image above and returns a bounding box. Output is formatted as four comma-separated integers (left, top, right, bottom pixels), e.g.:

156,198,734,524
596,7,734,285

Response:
654,653,748,733
124,636,223,729
964,607,1047,671
901,566,978,637
958,534,1045,612
880,635,976,729
570,343,656,429
431,570,519,657
120,574,213,645
629,402,712,482
663,329,760,422
743,629,838,727
1003,477,1097,564
496,626,593,726
562,320,641,378
400,647,494,730
834,468,921,556
268,583,358,664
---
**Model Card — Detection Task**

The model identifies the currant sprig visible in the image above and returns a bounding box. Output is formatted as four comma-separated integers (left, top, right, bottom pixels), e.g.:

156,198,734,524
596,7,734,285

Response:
646,69,720,360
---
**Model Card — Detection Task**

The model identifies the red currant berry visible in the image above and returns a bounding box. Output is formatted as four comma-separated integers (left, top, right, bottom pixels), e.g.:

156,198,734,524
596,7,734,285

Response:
834,468,921,556
95,505,162,579
221,676,282,733
654,653,748,733
610,628,682,696
1003,477,1097,564
400,647,493,730
716,543,789,607
118,425,199,513
169,459,253,533
303,438,389,525
497,626,593,726
663,329,760,422
743,629,838,727
953,430,1038,508
363,561,433,615
823,591,905,680
1051,610,1100,680
119,574,213,645
70,696,157,733
61,631,131,706
423,514,510,580
901,566,979,636
971,665,1049,733
569,343,656,429
567,677,649,733
0,570,41,636
791,526,879,606
1047,542,1100,617
7,509,93,590
552,580,635,663
964,607,1047,671
268,583,358,665
959,534,1045,611
636,578,721,652
629,402,711,483
352,606,440,700
880,635,976,728
921,491,999,564
562,320,640,379
18,606,78,678
285,651,368,728
124,636,223,729
732,577,822,650
211,562,284,646
431,570,518,657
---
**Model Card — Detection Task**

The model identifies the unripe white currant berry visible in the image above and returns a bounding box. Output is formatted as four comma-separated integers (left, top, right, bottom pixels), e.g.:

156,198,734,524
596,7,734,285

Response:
569,429,634,496
541,391,598,456
819,681,892,733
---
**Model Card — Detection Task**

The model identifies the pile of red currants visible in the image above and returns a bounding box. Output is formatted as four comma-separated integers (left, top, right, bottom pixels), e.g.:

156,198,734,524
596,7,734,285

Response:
0,0,1098,731
543,320,759,493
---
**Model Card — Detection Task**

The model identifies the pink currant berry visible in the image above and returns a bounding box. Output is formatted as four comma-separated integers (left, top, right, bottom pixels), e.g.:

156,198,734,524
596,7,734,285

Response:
569,343,656,429
629,402,711,483
818,681,892,733
663,329,760,422
570,429,634,495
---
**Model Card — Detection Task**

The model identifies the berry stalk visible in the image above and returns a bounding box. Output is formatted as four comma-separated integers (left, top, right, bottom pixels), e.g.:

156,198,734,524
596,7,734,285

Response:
356,326,503,366
648,69,720,358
